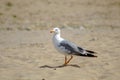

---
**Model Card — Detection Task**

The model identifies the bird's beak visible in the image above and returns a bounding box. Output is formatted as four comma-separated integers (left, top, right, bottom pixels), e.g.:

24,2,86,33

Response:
50,30,54,33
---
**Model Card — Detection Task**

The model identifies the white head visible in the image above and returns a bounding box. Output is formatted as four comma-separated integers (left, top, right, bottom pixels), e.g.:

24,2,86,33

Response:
50,27,61,34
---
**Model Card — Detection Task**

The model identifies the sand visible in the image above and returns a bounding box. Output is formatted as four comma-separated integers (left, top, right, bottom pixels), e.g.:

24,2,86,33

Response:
0,28,120,80
0,0,120,80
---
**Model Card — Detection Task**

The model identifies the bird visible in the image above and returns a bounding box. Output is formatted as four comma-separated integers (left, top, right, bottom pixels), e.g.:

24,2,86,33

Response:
50,27,97,66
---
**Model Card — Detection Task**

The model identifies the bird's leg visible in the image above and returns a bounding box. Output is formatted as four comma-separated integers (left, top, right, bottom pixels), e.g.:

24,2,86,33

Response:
63,55,73,66
66,55,73,64
63,56,67,66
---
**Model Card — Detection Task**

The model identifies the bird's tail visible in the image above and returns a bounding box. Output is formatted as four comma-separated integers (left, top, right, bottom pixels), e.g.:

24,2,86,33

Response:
86,50,97,57
76,53,97,57
76,47,97,57
86,50,97,54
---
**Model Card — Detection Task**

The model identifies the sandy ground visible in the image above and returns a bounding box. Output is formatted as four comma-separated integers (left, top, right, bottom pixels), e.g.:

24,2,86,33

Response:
0,28,120,80
0,0,120,80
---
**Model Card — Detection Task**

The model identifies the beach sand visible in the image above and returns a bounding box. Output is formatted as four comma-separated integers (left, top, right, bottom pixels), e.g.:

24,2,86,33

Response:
0,0,120,80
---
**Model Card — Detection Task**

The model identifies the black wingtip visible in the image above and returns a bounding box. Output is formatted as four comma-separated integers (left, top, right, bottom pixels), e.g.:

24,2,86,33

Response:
86,50,97,54
85,54,97,57
76,53,97,57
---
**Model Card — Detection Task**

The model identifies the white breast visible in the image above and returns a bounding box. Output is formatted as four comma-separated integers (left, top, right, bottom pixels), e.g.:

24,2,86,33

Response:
52,34,67,55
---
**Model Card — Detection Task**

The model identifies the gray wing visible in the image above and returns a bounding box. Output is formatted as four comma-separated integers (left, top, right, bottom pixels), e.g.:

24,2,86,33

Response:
58,40,85,54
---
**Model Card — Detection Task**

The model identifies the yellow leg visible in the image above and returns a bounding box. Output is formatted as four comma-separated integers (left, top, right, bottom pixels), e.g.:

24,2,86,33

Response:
64,56,67,65
66,55,73,64
63,55,73,66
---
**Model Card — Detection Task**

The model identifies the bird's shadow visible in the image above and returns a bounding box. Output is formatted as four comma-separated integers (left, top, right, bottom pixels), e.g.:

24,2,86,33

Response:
39,64,80,69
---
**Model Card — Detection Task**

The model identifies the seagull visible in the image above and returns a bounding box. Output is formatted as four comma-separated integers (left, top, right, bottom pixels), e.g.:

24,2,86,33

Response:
50,27,97,66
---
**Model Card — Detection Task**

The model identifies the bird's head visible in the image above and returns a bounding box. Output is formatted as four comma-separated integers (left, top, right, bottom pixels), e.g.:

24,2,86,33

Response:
50,27,60,34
